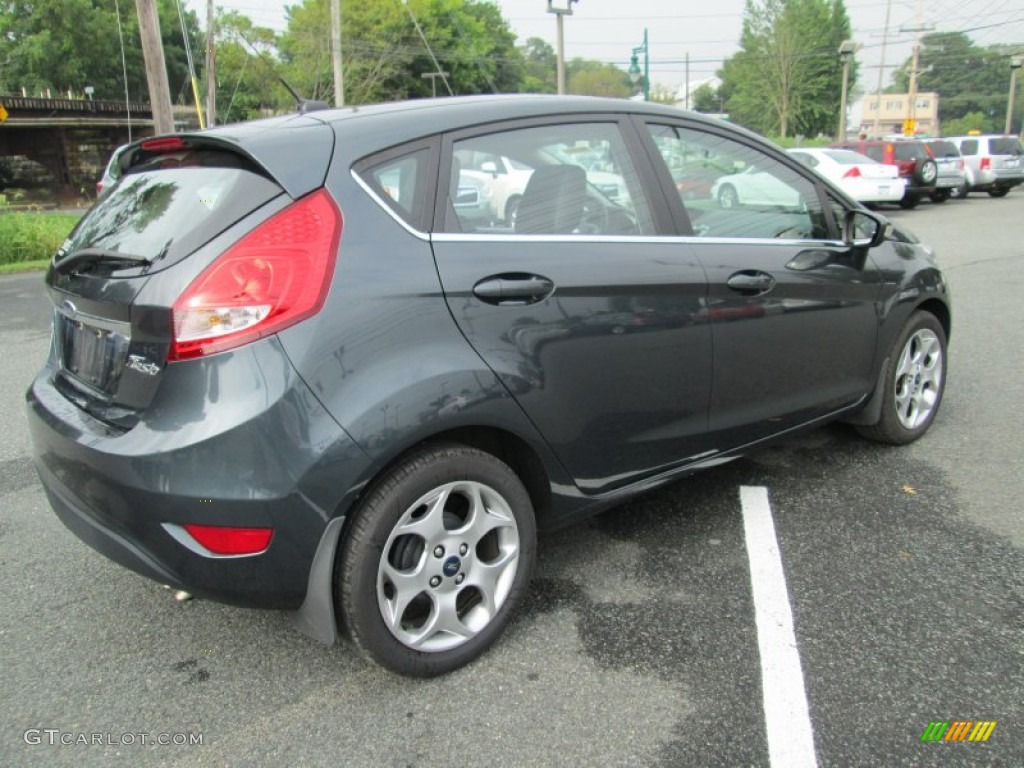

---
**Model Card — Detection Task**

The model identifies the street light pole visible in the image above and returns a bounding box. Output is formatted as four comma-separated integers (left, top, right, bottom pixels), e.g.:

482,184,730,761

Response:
1007,55,1023,136
838,40,856,142
547,0,577,95
628,29,649,102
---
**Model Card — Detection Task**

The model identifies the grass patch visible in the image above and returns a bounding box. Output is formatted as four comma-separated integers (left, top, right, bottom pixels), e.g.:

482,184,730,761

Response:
0,211,81,266
0,258,50,274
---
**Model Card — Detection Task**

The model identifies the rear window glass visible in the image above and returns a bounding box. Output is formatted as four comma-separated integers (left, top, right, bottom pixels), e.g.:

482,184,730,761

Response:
893,143,925,161
927,140,958,158
824,150,873,165
63,151,281,270
989,138,1023,155
862,145,884,162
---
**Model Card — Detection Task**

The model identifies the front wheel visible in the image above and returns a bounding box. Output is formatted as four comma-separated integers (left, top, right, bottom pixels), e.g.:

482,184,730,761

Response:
929,189,950,203
856,311,947,445
718,184,739,209
337,444,536,677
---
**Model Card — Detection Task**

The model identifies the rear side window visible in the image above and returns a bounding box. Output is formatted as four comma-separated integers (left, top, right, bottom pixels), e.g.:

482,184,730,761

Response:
445,122,655,236
360,148,430,226
989,138,1023,156
959,140,978,156
63,147,282,271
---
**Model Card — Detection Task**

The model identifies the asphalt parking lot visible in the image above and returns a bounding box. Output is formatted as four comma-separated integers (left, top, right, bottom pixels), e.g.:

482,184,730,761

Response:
1,195,1022,767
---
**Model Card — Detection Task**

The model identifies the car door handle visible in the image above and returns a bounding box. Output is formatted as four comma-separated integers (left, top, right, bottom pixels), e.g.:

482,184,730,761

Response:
473,274,555,305
726,270,776,296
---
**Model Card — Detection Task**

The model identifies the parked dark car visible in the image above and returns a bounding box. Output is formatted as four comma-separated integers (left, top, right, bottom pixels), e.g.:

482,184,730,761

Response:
830,139,938,208
27,96,951,677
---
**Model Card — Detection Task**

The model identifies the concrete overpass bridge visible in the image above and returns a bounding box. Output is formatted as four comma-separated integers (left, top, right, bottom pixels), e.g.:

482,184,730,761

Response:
0,96,155,199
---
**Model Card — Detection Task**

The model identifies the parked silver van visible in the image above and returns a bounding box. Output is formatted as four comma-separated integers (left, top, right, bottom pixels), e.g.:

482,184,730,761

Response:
946,135,1024,197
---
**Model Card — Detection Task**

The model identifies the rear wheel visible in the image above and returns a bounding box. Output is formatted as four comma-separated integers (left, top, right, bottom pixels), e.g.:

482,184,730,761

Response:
337,444,536,677
856,311,946,445
988,187,1010,198
929,189,950,203
915,159,937,185
898,192,920,209
718,184,739,209
951,182,969,199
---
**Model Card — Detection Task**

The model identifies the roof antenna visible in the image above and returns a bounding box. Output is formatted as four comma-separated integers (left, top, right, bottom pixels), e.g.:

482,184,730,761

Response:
236,29,331,114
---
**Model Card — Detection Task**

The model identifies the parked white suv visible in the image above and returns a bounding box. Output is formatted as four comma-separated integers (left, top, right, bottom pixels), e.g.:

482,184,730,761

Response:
946,135,1024,197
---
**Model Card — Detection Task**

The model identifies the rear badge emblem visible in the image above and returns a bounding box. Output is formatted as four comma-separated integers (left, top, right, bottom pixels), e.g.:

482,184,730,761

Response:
127,354,161,376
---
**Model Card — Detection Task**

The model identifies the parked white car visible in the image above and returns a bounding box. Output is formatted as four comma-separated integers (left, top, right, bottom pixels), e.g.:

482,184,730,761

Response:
711,165,803,209
788,148,907,205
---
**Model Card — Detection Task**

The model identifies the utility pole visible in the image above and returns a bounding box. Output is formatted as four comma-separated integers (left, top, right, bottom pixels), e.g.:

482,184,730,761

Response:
547,0,577,96
838,41,857,142
871,0,892,139
206,0,216,126
136,0,174,134
331,0,344,106
899,0,931,137
1007,56,1023,135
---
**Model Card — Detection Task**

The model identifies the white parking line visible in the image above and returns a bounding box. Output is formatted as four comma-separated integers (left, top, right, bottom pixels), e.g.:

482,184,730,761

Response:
740,485,818,768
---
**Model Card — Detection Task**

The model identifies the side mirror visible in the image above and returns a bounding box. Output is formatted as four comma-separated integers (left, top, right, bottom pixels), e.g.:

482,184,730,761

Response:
480,161,499,177
844,209,889,248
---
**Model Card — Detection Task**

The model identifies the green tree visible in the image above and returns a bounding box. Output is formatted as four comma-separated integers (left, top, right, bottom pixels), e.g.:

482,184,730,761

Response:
566,58,632,98
0,0,201,105
691,82,722,112
519,37,556,93
891,32,1017,128
210,11,290,122
277,0,524,105
719,0,854,138
940,111,998,136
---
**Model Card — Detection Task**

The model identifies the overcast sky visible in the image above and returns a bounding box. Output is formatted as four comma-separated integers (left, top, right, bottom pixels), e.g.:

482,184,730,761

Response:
186,0,1024,95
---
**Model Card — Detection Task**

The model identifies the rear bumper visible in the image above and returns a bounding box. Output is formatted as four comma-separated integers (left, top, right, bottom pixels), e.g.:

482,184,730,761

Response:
26,338,370,608
968,169,1024,189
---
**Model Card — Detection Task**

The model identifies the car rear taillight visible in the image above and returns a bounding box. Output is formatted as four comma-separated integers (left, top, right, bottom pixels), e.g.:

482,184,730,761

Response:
168,188,342,361
958,159,965,170
183,524,274,555
884,144,895,164
980,157,991,170
843,167,862,178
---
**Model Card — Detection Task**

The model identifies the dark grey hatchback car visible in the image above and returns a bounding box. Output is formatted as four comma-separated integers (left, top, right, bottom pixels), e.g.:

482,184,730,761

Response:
27,95,950,676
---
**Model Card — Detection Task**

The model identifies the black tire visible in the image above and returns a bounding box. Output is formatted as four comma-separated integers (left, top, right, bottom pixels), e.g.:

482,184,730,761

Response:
504,195,521,224
951,182,969,199
718,184,739,209
336,443,536,677
856,311,947,445
987,187,1010,198
898,193,920,210
929,189,950,203
914,159,937,185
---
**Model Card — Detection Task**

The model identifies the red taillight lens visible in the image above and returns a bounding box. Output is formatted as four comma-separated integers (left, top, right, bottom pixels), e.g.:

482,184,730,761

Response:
980,157,991,170
183,524,274,555
168,188,342,361
141,137,187,152
843,167,862,178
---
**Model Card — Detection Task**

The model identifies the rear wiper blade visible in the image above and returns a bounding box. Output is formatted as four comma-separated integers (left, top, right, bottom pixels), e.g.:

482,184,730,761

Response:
54,248,151,272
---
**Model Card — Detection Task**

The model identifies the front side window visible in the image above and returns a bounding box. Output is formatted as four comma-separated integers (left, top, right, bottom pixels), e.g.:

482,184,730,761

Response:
647,124,828,240
445,123,654,236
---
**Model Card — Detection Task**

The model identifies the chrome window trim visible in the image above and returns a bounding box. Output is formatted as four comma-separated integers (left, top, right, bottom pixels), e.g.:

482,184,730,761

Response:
431,232,847,248
350,169,430,242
